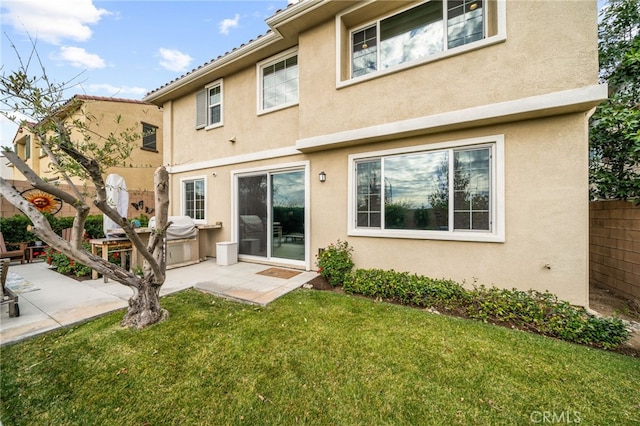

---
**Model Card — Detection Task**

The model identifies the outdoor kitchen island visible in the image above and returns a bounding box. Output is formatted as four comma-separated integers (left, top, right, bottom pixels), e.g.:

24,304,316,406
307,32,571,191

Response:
130,216,222,271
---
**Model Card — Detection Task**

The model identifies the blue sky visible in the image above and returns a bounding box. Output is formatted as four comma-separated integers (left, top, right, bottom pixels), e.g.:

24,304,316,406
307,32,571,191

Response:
0,0,297,145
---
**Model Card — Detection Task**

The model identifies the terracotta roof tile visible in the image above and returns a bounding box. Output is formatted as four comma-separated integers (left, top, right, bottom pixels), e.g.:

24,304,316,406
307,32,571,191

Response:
145,0,305,97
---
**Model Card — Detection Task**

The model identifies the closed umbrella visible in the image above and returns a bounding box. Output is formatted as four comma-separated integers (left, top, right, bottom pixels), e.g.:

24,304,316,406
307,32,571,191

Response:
104,174,129,237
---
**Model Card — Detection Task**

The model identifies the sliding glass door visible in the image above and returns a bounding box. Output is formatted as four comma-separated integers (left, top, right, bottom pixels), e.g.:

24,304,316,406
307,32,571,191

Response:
237,169,305,262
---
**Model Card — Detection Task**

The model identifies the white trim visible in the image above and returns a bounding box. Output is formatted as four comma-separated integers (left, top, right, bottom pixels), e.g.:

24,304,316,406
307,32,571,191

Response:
298,84,608,152
204,79,223,130
265,0,324,28
167,146,301,174
179,175,207,225
336,0,507,88
231,161,311,270
347,135,505,243
256,47,299,115
169,84,606,175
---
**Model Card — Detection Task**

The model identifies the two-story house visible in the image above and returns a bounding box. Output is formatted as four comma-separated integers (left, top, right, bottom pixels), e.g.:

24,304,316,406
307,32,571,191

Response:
8,95,163,218
144,0,606,306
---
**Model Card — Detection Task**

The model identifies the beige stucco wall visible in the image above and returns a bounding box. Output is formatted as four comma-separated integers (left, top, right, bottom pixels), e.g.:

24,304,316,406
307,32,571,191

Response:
306,113,590,306
298,0,598,139
11,99,163,194
158,0,599,306
166,68,299,169
168,112,590,305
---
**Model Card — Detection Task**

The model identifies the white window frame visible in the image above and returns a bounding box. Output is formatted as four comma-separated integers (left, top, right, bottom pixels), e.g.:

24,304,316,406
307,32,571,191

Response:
231,161,311,270
195,79,223,130
205,79,223,129
24,135,31,160
180,175,207,224
141,122,158,151
347,135,505,242
257,47,299,115
336,0,507,88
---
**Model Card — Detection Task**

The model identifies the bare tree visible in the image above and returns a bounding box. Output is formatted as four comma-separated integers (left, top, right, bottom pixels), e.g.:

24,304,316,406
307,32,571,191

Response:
0,38,170,329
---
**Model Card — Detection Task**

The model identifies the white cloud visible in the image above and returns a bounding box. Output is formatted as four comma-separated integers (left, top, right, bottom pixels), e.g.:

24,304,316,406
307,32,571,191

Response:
288,0,300,4
219,14,240,35
83,83,147,97
1,0,109,44
0,112,32,147
54,46,105,69
158,48,193,73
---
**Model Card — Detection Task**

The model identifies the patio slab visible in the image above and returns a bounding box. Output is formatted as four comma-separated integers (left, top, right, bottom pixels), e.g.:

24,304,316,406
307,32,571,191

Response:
1,260,317,346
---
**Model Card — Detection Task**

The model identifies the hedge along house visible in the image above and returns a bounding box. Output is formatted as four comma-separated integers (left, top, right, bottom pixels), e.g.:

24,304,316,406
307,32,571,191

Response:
144,0,606,306
9,95,163,218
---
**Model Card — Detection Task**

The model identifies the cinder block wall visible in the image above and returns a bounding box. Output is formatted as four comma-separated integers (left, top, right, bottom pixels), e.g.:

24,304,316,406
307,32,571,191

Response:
590,200,640,301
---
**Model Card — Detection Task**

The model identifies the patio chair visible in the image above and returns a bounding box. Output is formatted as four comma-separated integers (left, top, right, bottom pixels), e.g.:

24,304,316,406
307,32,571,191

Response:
0,231,27,264
0,258,20,317
61,228,72,242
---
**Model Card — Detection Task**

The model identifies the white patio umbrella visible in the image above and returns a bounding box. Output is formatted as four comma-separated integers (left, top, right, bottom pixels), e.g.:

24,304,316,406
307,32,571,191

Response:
103,174,129,238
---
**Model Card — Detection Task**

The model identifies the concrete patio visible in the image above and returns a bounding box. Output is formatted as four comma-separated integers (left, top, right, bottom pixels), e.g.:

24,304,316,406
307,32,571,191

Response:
0,259,318,346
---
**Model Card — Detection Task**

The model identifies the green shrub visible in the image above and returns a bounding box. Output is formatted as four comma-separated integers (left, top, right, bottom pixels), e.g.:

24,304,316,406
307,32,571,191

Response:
465,286,629,349
316,240,354,287
0,214,106,243
343,268,629,350
0,215,36,243
343,269,468,310
131,214,150,228
45,245,92,277
83,216,105,239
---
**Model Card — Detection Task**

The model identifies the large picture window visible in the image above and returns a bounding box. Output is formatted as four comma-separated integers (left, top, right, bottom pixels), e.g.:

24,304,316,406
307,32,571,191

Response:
258,48,299,113
182,177,205,222
350,136,503,242
351,0,486,78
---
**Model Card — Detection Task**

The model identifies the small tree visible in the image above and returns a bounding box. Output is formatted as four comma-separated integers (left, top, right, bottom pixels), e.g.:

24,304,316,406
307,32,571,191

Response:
0,39,170,329
590,0,640,200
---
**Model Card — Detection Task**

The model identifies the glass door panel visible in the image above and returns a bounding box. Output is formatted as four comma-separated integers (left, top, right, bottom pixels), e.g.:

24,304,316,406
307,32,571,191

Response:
271,171,305,261
238,175,267,256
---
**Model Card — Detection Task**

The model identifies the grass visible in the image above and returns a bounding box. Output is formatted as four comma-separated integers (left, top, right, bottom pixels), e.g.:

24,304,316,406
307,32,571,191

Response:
1,289,639,425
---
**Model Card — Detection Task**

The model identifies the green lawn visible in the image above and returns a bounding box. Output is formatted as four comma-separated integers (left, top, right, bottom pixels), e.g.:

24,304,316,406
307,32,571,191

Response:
1,289,638,425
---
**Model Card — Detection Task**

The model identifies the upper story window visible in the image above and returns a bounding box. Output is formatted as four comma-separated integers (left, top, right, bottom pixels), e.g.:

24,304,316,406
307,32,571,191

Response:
352,1,484,78
196,79,223,129
339,0,504,84
24,135,31,160
349,135,504,242
142,123,158,151
257,48,299,114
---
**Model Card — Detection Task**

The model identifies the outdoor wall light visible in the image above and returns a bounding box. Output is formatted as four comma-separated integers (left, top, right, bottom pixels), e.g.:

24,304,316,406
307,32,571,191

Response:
228,137,236,143
319,171,326,182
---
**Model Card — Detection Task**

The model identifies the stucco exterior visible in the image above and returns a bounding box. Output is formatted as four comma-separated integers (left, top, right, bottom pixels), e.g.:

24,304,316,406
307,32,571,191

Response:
145,0,605,306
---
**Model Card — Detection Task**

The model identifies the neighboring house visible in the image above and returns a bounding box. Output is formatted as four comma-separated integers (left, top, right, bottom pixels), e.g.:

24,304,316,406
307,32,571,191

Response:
9,95,162,217
144,0,606,306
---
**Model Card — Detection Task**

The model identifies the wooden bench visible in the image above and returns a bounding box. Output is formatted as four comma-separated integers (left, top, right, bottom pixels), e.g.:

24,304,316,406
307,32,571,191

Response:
0,232,26,264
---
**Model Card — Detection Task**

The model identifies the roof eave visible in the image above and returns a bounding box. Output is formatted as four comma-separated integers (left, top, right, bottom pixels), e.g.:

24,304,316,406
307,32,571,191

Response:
143,31,281,105
143,0,330,105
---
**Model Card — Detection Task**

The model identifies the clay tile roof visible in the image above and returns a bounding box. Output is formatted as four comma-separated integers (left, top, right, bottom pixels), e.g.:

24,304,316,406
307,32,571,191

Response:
145,0,306,97
72,94,152,105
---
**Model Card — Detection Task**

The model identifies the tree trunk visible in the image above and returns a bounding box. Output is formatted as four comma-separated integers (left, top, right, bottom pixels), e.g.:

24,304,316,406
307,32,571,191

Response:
120,277,168,329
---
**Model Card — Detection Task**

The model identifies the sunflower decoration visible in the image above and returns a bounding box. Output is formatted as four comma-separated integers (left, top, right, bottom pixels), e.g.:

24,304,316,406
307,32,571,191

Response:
20,188,63,215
